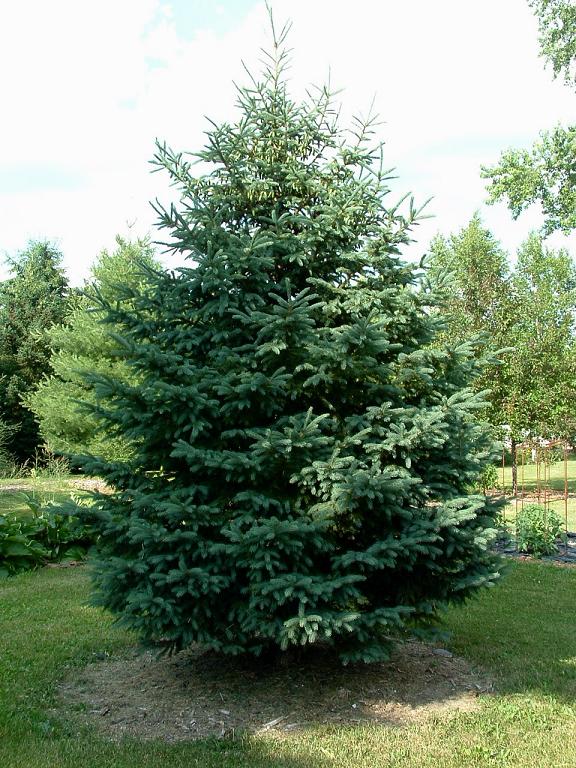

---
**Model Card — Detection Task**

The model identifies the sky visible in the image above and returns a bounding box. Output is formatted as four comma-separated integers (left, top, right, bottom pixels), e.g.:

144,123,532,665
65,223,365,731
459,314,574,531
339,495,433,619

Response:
0,0,573,284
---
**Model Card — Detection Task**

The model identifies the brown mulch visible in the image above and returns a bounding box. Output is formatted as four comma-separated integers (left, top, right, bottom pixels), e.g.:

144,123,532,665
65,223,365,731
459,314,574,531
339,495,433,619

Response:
70,478,110,493
54,640,493,742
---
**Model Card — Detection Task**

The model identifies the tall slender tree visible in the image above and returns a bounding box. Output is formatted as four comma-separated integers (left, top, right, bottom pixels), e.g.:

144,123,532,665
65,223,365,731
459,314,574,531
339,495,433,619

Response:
427,216,515,483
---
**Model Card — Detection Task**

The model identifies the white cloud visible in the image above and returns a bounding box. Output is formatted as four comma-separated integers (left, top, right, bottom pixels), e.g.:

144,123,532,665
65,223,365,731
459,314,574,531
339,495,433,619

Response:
0,0,573,283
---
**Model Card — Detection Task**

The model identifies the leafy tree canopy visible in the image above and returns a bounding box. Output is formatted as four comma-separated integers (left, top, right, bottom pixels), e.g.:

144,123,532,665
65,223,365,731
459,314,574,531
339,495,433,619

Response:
427,213,510,341
482,125,576,236
529,0,576,86
482,1,576,235
427,215,512,430
428,217,576,441
506,232,576,438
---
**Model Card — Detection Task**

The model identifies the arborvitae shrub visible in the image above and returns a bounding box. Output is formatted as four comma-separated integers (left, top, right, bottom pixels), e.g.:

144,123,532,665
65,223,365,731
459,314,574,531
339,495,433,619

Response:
26,238,158,463
82,22,501,663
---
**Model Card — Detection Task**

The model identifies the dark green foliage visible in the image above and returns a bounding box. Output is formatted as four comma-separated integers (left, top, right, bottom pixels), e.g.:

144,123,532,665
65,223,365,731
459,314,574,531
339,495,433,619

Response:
26,238,158,463
0,494,95,577
0,419,18,477
81,25,501,663
0,242,70,462
0,512,48,576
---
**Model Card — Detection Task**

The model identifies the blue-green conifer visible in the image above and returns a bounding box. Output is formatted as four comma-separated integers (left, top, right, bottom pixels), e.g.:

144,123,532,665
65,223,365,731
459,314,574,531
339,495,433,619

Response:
82,23,500,663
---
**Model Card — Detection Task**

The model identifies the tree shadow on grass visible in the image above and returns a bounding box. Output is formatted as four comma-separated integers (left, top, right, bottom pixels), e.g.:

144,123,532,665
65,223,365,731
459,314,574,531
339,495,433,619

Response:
54,638,491,745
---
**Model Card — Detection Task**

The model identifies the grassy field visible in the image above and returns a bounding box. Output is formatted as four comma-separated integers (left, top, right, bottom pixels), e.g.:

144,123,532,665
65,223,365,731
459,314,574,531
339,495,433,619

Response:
0,562,575,768
0,475,80,516
498,457,576,530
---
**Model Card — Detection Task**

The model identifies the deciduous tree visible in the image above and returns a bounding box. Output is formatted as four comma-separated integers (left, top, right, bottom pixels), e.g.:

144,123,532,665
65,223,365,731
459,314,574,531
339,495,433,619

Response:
428,218,576,492
482,1,576,235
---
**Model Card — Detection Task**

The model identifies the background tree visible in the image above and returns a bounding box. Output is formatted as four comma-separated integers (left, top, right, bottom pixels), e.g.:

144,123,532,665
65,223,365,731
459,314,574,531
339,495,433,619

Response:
0,241,70,462
427,213,511,364
528,0,576,87
428,218,576,491
79,22,500,664
427,216,515,481
482,125,576,236
26,238,158,463
505,233,576,440
482,1,576,235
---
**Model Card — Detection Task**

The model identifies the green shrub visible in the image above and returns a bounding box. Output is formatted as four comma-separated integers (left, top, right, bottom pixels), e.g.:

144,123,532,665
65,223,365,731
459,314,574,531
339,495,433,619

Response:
516,503,566,557
0,512,49,577
478,463,500,492
0,494,96,577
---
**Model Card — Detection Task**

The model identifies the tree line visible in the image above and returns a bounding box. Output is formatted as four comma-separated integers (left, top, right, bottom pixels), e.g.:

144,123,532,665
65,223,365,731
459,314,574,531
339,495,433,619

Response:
2,214,574,480
0,238,158,470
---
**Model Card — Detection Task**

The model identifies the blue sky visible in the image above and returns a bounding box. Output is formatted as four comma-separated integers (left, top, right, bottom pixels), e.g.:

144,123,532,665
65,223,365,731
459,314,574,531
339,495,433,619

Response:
166,0,258,38
0,0,573,284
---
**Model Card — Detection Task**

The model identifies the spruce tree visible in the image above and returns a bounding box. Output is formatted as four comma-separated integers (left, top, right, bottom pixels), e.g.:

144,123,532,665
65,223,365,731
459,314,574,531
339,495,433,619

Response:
82,23,501,663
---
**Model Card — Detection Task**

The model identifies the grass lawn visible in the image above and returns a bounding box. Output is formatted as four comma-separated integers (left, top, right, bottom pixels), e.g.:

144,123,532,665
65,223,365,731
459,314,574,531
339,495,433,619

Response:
500,456,576,496
0,475,80,516
499,457,576,530
0,561,575,768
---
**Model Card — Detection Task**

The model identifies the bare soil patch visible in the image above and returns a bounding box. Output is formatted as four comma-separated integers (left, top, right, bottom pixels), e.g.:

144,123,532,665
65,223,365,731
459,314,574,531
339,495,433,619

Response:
55,641,493,742
70,478,110,493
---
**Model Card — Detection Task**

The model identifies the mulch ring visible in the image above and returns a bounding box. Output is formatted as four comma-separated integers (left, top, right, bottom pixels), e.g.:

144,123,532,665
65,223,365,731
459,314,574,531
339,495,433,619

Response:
54,640,493,742
494,531,576,567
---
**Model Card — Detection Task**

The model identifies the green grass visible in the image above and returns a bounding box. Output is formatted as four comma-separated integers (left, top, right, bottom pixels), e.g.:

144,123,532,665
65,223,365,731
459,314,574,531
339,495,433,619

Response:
0,475,79,516
500,456,576,495
0,562,575,768
498,457,576,530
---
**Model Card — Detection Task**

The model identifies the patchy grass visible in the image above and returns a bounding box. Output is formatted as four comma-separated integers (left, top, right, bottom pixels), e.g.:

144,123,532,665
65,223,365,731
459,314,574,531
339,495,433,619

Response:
0,561,575,767
0,475,81,516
